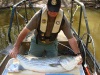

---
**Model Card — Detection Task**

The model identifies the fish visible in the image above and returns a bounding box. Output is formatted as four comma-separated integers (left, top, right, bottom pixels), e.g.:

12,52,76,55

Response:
0,44,82,73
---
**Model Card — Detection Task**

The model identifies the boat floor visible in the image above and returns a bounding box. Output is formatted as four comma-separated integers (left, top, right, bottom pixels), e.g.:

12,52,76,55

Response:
2,56,85,75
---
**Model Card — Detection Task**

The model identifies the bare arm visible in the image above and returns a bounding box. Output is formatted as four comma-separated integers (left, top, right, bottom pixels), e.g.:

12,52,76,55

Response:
14,27,30,48
62,27,80,54
62,24,82,64
62,16,80,54
68,36,80,54
68,37,82,65
62,15,82,64
9,27,30,58
9,10,41,58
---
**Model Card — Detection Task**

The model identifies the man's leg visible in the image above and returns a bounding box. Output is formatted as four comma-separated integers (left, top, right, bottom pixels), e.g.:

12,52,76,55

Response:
28,37,44,57
45,41,58,57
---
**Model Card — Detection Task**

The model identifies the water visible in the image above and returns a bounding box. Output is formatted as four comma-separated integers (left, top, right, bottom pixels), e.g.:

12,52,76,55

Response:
0,8,100,65
74,8,100,63
86,8,100,63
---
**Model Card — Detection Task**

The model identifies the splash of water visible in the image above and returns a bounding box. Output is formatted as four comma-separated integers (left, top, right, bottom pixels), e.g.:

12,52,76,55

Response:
0,43,13,55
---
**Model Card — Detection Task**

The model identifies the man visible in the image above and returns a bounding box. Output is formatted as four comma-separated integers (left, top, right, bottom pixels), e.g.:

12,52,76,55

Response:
10,0,82,63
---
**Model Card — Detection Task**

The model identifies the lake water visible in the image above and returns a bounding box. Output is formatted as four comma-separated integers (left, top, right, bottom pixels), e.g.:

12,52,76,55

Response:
0,7,100,65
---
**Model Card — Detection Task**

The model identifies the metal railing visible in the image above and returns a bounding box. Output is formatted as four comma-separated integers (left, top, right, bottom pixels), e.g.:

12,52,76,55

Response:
8,0,38,43
69,0,100,74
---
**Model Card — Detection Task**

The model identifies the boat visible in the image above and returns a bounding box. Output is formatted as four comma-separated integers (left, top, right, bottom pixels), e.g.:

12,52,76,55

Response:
0,0,100,75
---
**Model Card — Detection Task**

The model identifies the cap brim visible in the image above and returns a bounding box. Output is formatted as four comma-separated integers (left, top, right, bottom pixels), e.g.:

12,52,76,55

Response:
48,6,59,12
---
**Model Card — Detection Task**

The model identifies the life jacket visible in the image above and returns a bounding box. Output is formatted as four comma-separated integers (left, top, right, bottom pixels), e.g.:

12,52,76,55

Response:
36,7,64,44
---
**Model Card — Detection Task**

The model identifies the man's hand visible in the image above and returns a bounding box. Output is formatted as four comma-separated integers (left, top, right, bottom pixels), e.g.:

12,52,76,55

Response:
77,55,83,65
9,47,19,58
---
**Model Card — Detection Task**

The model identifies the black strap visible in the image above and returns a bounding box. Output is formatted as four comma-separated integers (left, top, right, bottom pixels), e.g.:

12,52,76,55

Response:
36,9,42,44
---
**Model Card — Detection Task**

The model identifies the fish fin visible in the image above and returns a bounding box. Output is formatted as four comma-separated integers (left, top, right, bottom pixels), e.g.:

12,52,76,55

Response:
49,63,60,67
18,64,25,70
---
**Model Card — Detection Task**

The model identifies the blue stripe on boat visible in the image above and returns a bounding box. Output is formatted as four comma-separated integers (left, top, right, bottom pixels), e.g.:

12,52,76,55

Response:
45,74,74,75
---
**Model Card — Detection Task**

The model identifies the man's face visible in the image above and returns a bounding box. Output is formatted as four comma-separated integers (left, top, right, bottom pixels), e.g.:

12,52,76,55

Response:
48,10,58,17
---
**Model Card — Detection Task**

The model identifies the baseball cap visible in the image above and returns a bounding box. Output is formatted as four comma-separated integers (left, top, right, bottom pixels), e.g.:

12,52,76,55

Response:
47,0,61,12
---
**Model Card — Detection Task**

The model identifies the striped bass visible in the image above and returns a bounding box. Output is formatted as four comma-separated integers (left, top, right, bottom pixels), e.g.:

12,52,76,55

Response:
17,54,81,73
0,44,82,73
